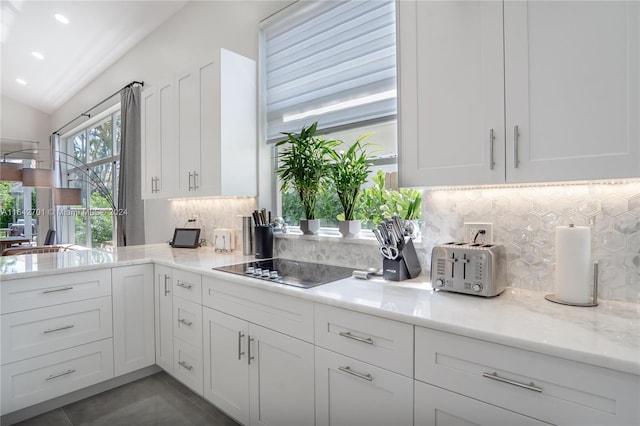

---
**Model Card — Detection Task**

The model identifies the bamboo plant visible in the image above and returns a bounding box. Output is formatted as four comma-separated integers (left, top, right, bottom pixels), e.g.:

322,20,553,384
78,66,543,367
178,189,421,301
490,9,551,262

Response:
275,122,339,221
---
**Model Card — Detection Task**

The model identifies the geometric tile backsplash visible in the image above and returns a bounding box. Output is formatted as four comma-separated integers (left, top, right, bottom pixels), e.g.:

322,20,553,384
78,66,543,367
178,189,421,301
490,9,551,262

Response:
424,181,640,303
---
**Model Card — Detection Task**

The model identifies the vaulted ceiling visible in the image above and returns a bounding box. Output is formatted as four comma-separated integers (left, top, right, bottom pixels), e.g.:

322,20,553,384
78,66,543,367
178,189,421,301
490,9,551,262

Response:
1,0,187,114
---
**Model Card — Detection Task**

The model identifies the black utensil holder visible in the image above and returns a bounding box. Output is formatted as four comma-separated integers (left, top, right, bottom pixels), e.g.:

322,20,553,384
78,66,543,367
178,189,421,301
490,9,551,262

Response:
254,226,273,259
382,238,421,281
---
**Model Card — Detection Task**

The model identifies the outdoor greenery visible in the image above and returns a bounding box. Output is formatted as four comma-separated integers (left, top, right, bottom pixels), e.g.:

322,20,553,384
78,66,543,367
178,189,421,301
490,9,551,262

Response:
0,182,16,229
282,170,422,230
276,122,340,220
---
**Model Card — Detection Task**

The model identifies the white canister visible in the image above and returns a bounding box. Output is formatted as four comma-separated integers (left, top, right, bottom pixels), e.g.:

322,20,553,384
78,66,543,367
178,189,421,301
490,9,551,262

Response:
554,224,592,304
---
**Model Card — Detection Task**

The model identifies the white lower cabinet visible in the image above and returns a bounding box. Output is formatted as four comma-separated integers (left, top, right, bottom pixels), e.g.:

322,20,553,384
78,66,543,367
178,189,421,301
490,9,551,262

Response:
0,339,114,415
173,297,203,395
415,326,640,425
414,381,549,426
154,264,174,373
315,347,413,426
202,307,315,426
112,265,155,376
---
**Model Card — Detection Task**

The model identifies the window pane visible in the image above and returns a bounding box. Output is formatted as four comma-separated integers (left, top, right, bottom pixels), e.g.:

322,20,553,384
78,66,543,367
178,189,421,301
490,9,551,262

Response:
89,163,114,248
114,112,121,155
69,132,86,165
88,118,113,162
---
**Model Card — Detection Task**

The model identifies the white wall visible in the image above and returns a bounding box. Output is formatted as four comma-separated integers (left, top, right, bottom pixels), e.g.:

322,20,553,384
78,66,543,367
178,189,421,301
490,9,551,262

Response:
1,95,51,153
48,1,292,244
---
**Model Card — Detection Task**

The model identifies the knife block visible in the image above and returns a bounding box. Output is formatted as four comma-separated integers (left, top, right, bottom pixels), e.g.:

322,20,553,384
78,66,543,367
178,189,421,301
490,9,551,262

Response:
254,226,273,259
382,238,421,281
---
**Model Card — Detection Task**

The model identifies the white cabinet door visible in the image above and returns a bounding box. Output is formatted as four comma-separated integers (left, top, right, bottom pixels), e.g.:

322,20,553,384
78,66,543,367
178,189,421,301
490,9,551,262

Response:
157,78,178,197
249,323,315,426
414,381,549,426
398,0,505,186
154,265,174,373
141,87,159,199
315,347,413,426
203,307,250,426
504,0,639,182
112,265,155,377
175,66,200,195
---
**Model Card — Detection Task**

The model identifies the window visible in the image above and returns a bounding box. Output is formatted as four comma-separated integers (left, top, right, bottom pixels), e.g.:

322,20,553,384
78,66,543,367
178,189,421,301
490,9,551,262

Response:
262,0,397,141
61,108,120,248
0,160,37,242
262,0,421,230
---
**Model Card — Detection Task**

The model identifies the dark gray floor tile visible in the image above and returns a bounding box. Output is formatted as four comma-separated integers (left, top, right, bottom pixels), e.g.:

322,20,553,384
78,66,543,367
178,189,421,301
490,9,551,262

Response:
155,371,194,397
13,408,72,426
187,395,241,426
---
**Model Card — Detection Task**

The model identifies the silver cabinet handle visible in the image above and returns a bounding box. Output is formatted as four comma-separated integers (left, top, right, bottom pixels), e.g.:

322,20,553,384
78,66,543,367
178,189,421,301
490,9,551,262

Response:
238,331,245,360
176,281,192,290
193,171,199,190
164,274,170,296
178,360,193,371
42,286,74,294
248,336,254,365
44,324,74,334
46,369,76,380
482,372,542,393
489,128,495,170
338,366,373,382
513,125,520,168
188,172,193,191
339,331,374,345
177,318,193,327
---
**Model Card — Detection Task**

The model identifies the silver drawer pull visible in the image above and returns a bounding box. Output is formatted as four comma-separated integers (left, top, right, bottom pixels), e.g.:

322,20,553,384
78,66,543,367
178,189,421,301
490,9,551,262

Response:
513,125,520,168
178,361,193,371
45,369,76,380
42,286,74,294
338,366,373,382
177,281,192,290
178,318,193,327
482,372,542,393
339,331,373,345
238,331,245,360
489,128,495,170
44,324,74,334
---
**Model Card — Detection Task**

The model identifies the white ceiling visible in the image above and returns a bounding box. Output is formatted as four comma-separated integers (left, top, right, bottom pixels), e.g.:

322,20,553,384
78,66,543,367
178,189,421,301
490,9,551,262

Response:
1,0,188,114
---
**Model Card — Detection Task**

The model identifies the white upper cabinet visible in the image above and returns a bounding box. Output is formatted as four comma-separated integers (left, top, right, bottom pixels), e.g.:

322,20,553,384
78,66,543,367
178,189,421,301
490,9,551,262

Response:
398,0,640,187
142,48,257,199
398,0,505,186
504,0,639,182
141,79,178,199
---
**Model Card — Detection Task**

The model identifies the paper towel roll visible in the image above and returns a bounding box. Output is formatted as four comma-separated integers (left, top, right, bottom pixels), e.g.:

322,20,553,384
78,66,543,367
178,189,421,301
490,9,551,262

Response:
555,225,591,304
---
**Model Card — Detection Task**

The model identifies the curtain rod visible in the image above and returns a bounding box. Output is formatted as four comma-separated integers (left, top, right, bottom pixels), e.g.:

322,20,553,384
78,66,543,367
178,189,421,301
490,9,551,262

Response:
53,80,144,136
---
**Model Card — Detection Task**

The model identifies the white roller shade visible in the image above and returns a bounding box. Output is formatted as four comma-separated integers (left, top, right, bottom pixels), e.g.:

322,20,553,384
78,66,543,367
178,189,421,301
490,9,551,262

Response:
262,0,397,142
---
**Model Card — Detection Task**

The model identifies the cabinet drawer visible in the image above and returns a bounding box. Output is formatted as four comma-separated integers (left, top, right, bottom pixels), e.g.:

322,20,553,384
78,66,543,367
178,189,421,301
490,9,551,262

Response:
0,338,114,415
203,276,313,342
315,347,413,426
1,269,112,314
415,327,640,426
1,296,112,365
173,269,202,304
173,297,202,348
414,381,549,426
315,304,413,377
174,338,203,396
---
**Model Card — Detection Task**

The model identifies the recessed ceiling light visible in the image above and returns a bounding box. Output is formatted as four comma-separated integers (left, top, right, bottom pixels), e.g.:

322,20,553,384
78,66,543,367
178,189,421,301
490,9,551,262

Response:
32,51,44,60
16,78,27,85
54,13,69,24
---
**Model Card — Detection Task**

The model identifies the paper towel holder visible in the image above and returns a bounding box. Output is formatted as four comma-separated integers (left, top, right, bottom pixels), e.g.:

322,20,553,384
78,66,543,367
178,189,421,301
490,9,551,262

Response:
545,261,599,307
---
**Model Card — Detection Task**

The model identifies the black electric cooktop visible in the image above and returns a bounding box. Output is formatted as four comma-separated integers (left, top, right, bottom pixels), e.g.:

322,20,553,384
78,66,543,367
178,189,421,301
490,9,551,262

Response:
213,258,354,288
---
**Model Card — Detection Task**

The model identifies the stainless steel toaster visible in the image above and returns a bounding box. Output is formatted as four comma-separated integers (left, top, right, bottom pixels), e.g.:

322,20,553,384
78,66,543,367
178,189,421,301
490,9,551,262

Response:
430,242,507,297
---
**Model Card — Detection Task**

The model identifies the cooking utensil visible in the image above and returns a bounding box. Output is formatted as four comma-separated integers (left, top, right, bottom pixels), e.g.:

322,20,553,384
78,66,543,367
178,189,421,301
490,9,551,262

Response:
372,228,386,246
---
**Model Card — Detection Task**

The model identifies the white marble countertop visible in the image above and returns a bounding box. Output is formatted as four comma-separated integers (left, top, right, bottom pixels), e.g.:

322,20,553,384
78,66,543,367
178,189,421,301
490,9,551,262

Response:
1,244,638,376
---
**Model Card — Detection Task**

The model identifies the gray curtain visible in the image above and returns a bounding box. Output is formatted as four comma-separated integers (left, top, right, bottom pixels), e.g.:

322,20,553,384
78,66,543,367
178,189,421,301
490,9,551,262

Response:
117,85,145,246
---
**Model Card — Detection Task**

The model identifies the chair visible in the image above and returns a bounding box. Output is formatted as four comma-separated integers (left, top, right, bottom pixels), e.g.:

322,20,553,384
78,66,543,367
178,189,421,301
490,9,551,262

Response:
44,229,56,245
1,246,65,256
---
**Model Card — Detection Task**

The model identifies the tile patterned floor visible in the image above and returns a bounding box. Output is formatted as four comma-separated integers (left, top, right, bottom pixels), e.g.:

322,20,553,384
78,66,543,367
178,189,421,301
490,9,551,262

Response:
15,372,239,426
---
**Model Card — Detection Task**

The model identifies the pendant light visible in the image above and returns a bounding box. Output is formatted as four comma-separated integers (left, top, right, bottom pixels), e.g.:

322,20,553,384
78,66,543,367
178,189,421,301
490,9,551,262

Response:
0,162,24,181
22,168,55,187
53,188,82,205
